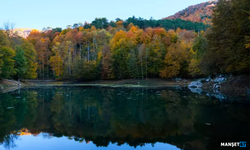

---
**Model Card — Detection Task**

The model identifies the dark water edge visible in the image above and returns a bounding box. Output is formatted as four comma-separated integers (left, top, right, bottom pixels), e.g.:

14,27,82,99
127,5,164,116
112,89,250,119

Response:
0,86,249,150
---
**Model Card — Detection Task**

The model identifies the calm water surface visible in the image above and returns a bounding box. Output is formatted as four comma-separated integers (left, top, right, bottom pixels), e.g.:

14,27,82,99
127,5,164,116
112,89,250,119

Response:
0,87,249,150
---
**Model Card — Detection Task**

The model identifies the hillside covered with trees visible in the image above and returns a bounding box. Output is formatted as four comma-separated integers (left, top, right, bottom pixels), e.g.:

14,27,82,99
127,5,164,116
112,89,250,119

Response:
164,1,217,24
0,27,37,80
0,0,249,81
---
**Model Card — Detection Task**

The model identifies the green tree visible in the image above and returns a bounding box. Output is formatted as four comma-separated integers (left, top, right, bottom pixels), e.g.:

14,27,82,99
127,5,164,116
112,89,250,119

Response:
110,30,130,79
0,46,15,78
13,47,28,80
189,34,208,76
127,49,139,78
204,0,250,74
80,61,99,80
20,39,37,79
147,35,166,77
0,30,10,46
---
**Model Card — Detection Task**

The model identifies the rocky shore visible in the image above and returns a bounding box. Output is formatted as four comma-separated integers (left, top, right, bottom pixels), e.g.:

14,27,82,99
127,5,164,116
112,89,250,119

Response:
188,75,250,98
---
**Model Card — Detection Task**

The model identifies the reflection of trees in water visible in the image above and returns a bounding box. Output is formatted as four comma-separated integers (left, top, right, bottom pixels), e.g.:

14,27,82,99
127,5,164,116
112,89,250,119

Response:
0,87,249,150
2,134,18,149
0,91,37,149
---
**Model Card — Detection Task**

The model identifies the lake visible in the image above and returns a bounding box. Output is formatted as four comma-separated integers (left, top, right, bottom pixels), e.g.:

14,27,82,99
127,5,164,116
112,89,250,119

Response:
0,87,249,150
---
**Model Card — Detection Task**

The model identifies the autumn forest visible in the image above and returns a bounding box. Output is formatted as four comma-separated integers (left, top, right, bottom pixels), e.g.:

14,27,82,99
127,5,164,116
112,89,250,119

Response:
0,0,249,81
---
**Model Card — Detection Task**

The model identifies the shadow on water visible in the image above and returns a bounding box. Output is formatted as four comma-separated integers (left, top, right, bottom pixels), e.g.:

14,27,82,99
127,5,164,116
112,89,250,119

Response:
0,87,249,150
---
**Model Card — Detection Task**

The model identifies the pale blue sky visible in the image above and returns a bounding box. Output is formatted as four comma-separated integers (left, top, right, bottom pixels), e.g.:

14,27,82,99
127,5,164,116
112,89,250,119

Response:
0,0,209,30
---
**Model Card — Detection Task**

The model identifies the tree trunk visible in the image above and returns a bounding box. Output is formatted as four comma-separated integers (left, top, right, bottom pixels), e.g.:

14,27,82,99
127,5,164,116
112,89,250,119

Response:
68,46,71,75
88,43,90,62
93,38,95,60
39,61,41,79
146,48,148,79
74,45,76,62
57,61,59,77
95,39,98,60
47,50,49,79
80,43,82,59
42,53,44,79
141,55,143,79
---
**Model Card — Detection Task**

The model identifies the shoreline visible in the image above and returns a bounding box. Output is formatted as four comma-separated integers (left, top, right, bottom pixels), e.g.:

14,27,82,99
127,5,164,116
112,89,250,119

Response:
202,75,250,96
24,78,191,88
1,76,249,97
1,78,191,93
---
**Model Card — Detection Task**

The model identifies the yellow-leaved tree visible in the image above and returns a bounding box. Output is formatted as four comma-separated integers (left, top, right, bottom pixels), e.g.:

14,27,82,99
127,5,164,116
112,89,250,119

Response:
160,41,189,78
49,42,63,78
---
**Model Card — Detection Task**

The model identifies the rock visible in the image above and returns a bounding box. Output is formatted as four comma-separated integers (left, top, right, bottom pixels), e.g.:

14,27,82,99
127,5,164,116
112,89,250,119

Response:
213,77,227,83
199,78,207,82
206,93,227,101
211,76,227,92
175,78,182,82
189,88,203,95
175,85,182,90
188,80,203,88
213,94,227,100
213,83,221,93
188,80,203,94
213,83,221,89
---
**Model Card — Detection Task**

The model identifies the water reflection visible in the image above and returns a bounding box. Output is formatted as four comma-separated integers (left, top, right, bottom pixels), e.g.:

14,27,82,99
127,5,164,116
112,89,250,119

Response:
0,87,249,150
